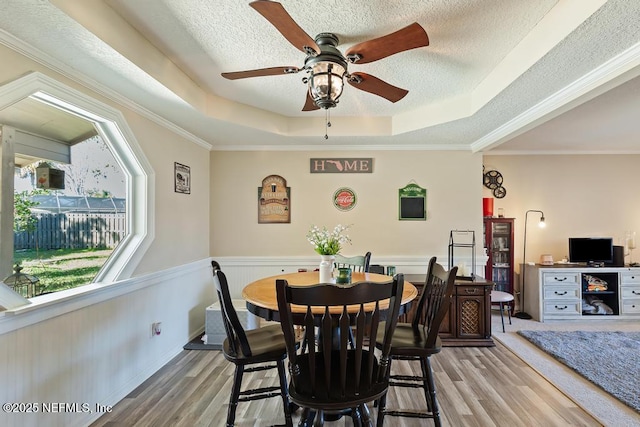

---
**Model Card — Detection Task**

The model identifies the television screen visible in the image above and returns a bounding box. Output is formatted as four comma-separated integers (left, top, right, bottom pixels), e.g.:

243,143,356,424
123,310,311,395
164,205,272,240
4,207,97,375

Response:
568,237,613,264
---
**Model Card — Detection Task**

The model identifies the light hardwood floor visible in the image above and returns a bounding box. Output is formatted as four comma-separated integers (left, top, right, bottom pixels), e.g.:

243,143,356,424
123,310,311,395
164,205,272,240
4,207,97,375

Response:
91,340,602,427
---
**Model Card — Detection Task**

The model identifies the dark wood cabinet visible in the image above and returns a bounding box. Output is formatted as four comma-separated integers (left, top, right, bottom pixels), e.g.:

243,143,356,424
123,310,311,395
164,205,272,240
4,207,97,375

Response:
403,274,494,347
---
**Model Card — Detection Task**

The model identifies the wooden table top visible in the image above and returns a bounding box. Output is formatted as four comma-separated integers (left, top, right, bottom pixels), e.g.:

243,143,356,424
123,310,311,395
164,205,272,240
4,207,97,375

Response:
242,271,418,316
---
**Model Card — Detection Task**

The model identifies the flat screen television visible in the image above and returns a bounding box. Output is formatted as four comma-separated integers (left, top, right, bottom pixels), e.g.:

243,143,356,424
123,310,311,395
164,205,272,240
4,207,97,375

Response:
568,237,613,265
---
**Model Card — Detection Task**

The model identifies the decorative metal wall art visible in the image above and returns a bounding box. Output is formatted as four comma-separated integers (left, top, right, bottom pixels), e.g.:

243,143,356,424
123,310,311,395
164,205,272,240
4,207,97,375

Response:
483,167,507,198
333,187,357,211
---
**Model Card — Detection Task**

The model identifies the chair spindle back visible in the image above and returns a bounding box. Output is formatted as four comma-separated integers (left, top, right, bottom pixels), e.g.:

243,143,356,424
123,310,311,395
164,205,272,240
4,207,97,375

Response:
416,260,458,347
334,251,372,273
276,275,403,400
212,267,251,357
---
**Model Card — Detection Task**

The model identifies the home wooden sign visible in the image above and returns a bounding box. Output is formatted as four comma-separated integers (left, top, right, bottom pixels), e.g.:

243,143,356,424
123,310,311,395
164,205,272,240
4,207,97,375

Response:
310,158,373,173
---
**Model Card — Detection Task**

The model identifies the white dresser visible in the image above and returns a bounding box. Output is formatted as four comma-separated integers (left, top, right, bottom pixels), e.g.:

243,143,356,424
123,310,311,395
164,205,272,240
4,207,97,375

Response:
621,270,640,315
523,265,640,322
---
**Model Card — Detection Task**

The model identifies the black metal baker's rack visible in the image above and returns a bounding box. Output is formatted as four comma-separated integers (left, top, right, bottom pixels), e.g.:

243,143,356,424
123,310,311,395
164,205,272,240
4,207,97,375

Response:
448,230,476,280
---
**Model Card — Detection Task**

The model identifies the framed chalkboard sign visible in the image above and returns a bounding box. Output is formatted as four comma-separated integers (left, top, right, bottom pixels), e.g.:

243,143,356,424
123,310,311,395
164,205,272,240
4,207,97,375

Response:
399,183,426,220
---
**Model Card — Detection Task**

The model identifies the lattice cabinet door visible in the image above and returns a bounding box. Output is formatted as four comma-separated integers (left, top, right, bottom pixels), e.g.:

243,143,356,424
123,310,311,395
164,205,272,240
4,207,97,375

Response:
456,296,484,338
455,285,491,340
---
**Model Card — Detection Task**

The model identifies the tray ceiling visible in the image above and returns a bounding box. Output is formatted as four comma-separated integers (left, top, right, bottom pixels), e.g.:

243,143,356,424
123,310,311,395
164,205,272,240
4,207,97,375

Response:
0,0,638,152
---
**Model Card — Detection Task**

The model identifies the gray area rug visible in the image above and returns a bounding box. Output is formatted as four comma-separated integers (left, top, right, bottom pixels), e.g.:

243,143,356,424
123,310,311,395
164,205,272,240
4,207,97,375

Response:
518,330,640,413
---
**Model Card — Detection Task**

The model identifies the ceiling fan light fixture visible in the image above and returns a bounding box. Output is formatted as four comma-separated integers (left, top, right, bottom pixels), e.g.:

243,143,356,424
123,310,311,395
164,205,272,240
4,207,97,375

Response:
222,4,429,115
308,61,346,109
304,33,348,110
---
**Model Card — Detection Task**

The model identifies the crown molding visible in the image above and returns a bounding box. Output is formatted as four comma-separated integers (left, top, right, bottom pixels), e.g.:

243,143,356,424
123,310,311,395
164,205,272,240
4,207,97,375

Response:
209,143,472,151
471,41,640,153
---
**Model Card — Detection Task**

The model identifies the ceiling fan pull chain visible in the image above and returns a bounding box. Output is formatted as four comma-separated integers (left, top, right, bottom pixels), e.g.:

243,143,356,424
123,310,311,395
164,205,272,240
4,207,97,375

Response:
325,109,332,140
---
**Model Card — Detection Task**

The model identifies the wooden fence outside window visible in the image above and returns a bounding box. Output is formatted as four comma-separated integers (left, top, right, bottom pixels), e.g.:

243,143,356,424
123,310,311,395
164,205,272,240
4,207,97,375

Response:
14,213,126,250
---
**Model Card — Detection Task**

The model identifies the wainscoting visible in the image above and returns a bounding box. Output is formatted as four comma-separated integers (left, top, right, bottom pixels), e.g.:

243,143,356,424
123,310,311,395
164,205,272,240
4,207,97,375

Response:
0,259,214,427
213,254,484,298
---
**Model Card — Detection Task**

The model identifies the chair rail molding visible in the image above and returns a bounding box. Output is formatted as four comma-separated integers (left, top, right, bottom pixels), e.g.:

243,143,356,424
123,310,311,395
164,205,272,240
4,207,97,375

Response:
212,255,488,299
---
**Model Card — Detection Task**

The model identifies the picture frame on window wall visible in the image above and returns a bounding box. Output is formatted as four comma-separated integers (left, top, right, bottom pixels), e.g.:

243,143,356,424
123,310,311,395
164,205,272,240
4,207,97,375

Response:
174,162,191,194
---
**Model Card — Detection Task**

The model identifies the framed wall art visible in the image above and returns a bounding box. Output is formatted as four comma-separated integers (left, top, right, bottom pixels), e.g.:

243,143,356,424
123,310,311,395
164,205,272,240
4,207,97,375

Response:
174,162,191,194
258,175,291,223
399,182,426,220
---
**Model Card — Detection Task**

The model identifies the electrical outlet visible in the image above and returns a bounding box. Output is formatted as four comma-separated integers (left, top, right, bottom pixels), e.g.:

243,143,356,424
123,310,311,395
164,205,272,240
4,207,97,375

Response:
151,322,162,337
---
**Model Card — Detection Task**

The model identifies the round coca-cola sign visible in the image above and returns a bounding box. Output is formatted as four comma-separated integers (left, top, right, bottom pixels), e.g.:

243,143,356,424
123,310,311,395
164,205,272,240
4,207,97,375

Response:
333,187,357,211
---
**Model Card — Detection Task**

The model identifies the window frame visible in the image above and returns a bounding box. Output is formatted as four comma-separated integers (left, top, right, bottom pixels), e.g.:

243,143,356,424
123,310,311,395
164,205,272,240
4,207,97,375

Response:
1,72,154,288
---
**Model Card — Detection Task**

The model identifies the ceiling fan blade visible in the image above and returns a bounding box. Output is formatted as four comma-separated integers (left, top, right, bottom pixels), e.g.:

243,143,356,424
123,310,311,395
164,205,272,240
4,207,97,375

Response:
250,1,320,54
345,23,429,64
348,72,408,103
302,91,320,111
221,66,299,80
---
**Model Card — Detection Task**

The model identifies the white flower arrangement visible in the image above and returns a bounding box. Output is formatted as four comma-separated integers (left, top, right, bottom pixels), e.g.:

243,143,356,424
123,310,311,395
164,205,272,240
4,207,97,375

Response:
306,224,351,255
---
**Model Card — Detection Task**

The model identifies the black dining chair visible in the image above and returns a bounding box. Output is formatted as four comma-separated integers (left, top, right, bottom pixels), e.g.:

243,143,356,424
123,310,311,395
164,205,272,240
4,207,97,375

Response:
276,275,404,426
334,251,372,272
308,252,371,351
212,263,293,427
375,258,457,427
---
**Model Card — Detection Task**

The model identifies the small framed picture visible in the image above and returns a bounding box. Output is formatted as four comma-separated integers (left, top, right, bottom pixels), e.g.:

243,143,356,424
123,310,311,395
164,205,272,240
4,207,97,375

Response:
174,162,191,194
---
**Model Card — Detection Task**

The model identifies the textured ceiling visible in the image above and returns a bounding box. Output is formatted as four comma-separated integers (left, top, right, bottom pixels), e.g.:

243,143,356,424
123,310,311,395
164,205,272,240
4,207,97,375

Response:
0,0,639,151
106,0,557,117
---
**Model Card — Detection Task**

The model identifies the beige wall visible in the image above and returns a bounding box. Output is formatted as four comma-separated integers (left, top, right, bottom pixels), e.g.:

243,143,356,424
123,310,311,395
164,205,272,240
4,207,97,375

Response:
483,155,640,272
122,111,211,275
210,150,484,260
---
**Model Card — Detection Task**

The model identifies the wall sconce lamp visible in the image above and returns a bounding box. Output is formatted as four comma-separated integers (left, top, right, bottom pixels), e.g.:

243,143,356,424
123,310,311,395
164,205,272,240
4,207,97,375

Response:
514,210,546,319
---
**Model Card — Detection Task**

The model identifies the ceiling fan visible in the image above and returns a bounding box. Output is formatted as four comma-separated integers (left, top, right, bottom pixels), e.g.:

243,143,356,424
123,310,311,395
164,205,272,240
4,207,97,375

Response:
221,0,430,113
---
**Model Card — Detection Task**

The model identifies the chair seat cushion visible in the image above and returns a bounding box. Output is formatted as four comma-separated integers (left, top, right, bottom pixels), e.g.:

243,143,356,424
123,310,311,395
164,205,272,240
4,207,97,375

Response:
376,322,442,357
289,350,387,409
223,324,287,362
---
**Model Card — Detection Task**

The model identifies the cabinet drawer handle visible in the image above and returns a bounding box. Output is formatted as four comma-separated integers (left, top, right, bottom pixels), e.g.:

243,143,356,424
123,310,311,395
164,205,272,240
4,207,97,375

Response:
554,305,568,310
464,288,479,294
554,291,568,295
633,291,640,295
554,277,567,282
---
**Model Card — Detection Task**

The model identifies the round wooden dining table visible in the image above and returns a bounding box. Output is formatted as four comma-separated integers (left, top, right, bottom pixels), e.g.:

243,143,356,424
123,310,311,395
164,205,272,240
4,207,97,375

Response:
242,271,418,322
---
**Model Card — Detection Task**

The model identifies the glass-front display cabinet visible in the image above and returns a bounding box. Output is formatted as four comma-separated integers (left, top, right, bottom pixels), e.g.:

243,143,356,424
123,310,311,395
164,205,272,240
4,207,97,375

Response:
483,218,515,295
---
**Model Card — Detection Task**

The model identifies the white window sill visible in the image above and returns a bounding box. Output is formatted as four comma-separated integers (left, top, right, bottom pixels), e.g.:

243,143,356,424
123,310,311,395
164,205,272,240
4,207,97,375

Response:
0,259,203,336
0,279,139,336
